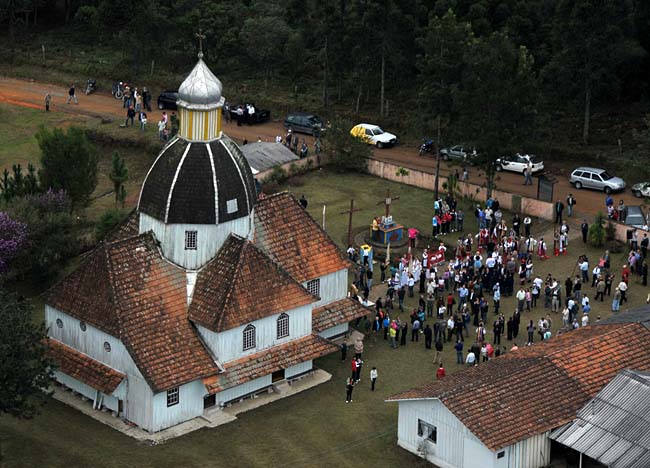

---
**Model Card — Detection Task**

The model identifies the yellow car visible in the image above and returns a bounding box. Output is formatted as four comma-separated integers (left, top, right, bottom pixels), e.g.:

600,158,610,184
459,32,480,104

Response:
350,123,398,148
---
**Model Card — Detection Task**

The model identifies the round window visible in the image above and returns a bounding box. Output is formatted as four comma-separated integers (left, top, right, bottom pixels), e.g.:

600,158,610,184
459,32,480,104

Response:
104,341,111,352
80,321,87,331
56,319,63,328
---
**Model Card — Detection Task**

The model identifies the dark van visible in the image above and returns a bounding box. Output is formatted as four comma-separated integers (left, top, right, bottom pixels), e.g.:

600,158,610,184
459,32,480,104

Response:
284,112,325,136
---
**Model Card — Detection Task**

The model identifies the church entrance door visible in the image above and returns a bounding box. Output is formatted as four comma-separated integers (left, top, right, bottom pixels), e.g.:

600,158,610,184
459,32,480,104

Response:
272,369,285,382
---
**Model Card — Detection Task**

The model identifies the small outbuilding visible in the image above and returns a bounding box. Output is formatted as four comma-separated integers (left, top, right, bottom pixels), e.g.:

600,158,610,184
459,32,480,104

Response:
239,141,298,174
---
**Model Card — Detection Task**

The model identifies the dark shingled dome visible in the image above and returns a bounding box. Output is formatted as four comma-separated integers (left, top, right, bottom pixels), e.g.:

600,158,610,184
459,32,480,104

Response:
138,135,256,225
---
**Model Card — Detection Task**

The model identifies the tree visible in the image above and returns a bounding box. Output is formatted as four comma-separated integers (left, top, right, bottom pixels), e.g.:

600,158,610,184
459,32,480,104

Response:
96,209,127,241
455,32,539,196
4,190,84,283
36,126,98,209
0,289,52,418
324,119,371,172
0,211,28,274
544,0,631,144
109,151,128,208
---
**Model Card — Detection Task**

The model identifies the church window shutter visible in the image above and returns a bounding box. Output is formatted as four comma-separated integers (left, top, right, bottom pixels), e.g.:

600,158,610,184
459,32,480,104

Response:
307,279,320,297
185,230,198,250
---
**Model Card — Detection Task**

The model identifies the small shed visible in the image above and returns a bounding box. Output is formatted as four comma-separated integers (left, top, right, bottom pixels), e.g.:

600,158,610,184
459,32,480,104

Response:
239,142,298,173
550,369,650,468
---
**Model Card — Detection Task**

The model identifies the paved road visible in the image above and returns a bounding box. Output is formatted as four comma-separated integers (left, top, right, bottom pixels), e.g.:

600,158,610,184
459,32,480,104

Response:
0,75,643,219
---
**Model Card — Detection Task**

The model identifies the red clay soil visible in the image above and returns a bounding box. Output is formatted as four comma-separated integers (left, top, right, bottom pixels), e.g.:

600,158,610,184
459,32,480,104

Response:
0,76,641,218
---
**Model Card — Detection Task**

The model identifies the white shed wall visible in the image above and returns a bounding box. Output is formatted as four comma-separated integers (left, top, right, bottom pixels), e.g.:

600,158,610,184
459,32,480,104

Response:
125,373,154,431
46,306,142,378
196,304,312,363
286,360,312,378
308,269,348,307
151,380,205,432
216,374,272,405
395,399,551,468
139,212,254,271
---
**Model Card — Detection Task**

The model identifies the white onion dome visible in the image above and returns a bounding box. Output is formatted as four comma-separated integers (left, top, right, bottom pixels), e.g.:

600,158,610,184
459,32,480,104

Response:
177,55,224,111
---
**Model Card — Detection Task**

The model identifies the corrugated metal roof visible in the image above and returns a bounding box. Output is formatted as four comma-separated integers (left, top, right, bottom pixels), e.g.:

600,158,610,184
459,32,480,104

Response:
239,142,299,172
550,369,650,468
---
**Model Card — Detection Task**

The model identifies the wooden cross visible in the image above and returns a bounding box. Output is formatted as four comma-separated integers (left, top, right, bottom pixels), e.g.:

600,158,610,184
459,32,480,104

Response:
377,189,399,218
195,29,206,55
340,199,362,247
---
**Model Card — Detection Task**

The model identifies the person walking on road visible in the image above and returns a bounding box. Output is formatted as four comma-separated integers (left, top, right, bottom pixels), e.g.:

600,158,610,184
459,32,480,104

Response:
566,194,576,217
345,377,355,403
523,162,533,185
66,83,78,104
125,106,136,127
45,92,51,112
370,367,378,391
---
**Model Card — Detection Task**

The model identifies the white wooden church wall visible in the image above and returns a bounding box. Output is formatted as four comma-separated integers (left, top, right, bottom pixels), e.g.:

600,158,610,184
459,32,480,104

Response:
309,269,348,307
54,371,121,413
151,380,205,432
286,360,312,378
319,323,348,340
46,305,143,379
139,212,254,270
216,374,272,405
196,304,312,364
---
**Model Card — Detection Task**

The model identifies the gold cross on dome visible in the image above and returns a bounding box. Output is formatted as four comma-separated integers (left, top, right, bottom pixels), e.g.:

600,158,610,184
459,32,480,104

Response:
195,29,206,56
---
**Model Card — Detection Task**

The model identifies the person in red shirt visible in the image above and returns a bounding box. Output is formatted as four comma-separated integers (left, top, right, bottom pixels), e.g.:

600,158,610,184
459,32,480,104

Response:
436,363,446,379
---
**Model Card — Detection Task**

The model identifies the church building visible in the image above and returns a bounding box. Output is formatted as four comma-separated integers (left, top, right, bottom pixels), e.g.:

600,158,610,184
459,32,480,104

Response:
45,52,368,433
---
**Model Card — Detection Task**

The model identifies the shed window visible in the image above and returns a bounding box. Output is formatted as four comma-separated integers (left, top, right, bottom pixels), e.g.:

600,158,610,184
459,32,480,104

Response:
56,318,63,328
185,230,197,250
307,278,320,297
417,419,437,443
226,199,238,214
103,341,111,352
277,313,289,339
80,321,87,331
243,324,256,351
167,387,179,407
497,451,505,459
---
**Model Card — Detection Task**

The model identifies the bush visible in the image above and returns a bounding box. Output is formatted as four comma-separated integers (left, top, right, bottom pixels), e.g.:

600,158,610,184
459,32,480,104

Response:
96,209,128,241
588,212,606,247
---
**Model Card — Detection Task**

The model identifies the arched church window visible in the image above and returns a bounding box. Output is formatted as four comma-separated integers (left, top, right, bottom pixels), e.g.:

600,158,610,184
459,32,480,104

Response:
243,324,256,351
277,313,289,339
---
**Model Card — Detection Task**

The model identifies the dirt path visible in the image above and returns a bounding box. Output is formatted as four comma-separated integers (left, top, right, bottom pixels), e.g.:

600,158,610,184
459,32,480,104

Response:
0,75,643,219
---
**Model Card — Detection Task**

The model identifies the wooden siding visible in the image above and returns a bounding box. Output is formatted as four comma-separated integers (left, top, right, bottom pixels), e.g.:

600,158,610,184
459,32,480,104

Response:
196,304,312,363
215,374,272,405
46,306,142,378
179,108,222,141
139,212,254,270
396,399,551,468
125,373,153,431
151,380,205,432
319,323,348,340
286,360,312,378
53,371,120,412
307,269,348,307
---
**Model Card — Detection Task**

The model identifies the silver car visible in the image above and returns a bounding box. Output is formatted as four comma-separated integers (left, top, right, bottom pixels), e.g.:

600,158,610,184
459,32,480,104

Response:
569,167,625,194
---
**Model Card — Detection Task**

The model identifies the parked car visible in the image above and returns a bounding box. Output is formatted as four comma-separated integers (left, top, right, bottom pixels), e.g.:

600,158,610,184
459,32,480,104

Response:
625,206,646,229
229,104,271,124
284,112,325,136
157,90,178,110
350,123,397,148
439,144,477,162
495,154,544,174
632,182,650,198
569,167,625,194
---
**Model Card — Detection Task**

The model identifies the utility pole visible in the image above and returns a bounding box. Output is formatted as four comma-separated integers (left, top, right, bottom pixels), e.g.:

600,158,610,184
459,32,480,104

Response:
341,199,362,247
434,114,441,201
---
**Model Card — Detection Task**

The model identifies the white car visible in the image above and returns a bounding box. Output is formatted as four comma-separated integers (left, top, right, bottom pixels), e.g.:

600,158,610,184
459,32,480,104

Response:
495,154,544,174
632,182,650,198
350,123,398,148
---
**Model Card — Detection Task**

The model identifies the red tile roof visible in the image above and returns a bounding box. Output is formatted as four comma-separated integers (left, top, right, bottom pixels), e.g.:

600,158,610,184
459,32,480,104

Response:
47,339,125,394
253,192,351,283
189,235,317,332
388,323,650,451
204,333,338,394
312,298,372,333
105,234,219,393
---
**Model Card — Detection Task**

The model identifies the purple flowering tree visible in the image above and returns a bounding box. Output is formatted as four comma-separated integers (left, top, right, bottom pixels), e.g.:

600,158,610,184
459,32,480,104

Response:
0,211,28,274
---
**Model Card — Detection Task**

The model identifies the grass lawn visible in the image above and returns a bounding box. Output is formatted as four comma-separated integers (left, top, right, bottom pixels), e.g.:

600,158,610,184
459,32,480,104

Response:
1,165,649,468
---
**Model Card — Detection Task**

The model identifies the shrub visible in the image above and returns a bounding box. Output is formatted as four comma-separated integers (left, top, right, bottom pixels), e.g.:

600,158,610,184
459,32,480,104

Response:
324,118,371,172
96,209,128,241
588,212,606,247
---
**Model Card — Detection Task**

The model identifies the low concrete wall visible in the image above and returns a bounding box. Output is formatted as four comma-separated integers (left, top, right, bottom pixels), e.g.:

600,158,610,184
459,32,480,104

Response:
366,158,555,221
255,153,326,181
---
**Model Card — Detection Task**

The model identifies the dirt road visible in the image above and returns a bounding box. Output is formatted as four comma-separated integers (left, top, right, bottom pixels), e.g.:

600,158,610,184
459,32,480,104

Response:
0,75,643,219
